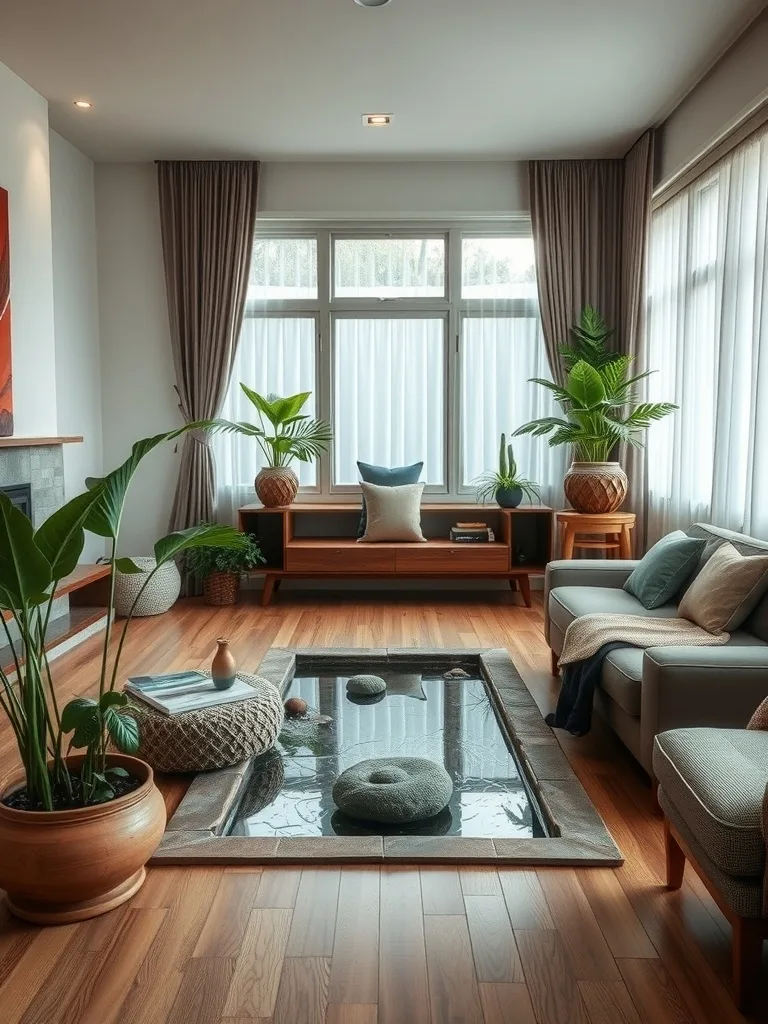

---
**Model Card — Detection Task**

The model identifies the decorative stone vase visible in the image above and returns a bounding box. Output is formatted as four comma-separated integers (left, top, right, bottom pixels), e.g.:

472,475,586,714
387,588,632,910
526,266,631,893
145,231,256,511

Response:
495,485,523,508
203,570,240,607
211,637,237,690
564,461,628,514
0,753,166,925
255,466,299,508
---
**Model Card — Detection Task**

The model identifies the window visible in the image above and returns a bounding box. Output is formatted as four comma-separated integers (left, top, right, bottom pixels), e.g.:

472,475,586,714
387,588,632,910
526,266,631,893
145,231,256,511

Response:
645,125,768,542
216,225,565,518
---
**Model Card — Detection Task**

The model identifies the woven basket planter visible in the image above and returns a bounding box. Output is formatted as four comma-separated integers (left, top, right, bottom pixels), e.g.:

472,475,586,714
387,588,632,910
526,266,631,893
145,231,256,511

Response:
114,557,181,617
203,571,240,606
130,672,284,773
255,466,299,508
564,461,628,514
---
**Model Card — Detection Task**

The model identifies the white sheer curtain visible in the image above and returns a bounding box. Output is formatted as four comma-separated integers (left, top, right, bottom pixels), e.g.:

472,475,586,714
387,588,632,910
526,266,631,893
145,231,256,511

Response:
214,316,317,523
645,126,768,543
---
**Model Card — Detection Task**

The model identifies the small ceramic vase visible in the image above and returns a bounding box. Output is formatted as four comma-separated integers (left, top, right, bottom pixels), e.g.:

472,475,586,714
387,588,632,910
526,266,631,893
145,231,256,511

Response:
211,637,237,690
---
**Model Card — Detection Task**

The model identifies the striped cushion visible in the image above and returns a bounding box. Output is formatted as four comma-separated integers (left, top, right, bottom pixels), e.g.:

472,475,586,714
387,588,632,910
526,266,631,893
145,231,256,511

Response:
653,728,768,878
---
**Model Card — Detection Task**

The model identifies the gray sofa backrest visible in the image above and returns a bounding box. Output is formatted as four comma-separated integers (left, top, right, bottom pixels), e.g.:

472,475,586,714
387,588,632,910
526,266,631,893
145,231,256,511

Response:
687,523,768,642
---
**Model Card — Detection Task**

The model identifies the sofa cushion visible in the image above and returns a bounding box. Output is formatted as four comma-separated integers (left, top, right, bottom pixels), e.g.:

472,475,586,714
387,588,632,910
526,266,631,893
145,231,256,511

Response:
623,531,705,609
678,541,768,634
601,648,644,717
653,728,768,877
687,523,768,642
548,585,679,637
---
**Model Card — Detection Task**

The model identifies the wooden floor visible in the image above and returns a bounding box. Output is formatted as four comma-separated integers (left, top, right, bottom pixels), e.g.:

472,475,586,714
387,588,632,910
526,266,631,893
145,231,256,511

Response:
0,591,766,1024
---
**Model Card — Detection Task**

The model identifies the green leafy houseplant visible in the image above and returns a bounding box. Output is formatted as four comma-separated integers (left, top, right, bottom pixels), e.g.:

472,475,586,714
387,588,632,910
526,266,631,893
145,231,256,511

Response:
514,308,677,462
0,423,248,811
223,386,332,469
186,530,265,579
474,434,540,507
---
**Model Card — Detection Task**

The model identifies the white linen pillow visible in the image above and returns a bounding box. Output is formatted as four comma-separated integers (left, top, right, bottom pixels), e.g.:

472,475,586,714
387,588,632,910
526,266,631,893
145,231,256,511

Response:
358,482,426,543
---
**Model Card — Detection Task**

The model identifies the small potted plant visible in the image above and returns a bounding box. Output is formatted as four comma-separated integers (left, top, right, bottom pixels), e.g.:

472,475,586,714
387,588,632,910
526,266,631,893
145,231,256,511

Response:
474,434,540,508
0,423,248,924
187,530,266,606
514,307,676,514
222,386,333,507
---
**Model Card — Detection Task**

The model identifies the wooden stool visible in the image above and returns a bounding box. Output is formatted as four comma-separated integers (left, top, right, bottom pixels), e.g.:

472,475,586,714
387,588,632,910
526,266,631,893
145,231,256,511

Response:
556,511,635,560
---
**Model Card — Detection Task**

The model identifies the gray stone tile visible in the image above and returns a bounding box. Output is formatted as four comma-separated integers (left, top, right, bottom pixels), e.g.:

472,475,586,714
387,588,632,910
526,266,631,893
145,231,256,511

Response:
493,837,623,866
518,739,573,781
276,836,383,861
166,766,248,833
538,778,622,860
383,836,497,861
151,832,279,863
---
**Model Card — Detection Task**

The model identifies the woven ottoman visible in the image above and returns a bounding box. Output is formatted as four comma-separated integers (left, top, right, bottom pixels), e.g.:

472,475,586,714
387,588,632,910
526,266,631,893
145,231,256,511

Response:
129,672,284,773
114,556,181,617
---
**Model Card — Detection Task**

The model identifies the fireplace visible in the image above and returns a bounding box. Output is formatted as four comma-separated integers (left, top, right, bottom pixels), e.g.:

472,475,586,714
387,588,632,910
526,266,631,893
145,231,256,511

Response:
0,483,32,520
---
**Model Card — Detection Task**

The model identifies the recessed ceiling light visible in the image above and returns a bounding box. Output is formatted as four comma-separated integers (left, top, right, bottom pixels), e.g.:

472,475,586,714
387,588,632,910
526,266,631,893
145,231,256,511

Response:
74,100,92,109
363,114,393,127
354,0,392,6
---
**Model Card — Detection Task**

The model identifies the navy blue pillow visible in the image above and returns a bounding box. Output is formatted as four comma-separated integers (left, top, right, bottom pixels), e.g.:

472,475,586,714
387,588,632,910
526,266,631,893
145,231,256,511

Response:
357,461,423,537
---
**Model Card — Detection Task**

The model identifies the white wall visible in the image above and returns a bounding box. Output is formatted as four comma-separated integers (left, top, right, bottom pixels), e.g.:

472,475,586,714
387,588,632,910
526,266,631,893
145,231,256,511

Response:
93,159,530,555
49,130,104,561
656,8,768,186
94,163,182,556
0,62,57,435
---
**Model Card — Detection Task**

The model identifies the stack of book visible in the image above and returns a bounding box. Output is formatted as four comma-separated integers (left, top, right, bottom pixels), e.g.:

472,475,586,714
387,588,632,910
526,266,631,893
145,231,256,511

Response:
125,671,255,716
449,521,495,543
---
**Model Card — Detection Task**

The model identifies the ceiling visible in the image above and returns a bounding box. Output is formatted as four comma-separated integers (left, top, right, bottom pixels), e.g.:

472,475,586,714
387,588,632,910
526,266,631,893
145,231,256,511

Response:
0,0,763,162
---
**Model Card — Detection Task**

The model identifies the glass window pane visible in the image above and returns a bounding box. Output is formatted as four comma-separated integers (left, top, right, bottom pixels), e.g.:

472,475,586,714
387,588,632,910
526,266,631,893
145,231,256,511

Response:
462,237,537,300
461,316,566,505
215,317,318,518
249,238,317,300
334,238,445,298
333,318,445,485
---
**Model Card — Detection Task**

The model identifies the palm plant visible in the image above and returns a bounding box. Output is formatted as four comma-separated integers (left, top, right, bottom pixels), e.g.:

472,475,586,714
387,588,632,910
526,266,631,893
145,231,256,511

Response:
222,386,332,468
0,423,248,810
474,434,540,505
515,309,676,462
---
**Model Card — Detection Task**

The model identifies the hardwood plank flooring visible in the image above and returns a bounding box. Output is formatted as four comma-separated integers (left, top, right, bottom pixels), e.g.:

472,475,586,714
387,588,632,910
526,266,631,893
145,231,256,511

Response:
0,591,765,1023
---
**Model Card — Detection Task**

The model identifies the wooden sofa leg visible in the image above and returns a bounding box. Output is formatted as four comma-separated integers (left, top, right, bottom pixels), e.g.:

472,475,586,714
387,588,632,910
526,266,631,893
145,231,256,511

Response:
663,819,685,890
550,650,559,676
732,917,763,1011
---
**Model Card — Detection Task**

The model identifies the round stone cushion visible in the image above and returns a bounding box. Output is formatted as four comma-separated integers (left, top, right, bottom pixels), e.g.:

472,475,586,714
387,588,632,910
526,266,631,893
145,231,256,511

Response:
129,672,284,773
332,757,453,824
346,674,386,696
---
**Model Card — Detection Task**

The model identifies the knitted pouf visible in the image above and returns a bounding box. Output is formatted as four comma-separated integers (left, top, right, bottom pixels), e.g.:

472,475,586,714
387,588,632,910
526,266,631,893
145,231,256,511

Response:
114,556,181,617
346,674,386,696
129,672,284,773
332,757,453,824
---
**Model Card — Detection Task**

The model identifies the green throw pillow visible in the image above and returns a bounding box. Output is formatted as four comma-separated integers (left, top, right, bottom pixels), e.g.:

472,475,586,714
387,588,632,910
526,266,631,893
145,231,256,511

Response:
623,531,706,609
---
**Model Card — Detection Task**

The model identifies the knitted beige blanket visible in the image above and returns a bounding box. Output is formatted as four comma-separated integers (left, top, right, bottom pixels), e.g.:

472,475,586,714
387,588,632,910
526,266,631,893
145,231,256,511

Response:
558,613,729,666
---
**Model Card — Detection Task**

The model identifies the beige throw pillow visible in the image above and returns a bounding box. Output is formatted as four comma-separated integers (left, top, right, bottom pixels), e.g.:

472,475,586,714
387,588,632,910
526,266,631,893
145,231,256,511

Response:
678,541,768,634
358,481,426,543
747,697,768,731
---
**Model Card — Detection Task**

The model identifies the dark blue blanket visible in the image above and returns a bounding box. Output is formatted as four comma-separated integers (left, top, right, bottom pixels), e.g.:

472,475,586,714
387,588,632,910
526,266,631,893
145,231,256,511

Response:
545,642,633,736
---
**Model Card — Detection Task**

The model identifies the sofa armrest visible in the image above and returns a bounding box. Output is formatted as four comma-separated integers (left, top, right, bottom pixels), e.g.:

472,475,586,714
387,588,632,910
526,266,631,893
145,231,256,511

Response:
544,560,638,645
641,646,768,773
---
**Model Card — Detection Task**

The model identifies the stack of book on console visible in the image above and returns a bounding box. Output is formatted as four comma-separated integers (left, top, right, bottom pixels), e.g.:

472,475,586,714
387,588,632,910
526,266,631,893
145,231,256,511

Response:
449,521,495,543
125,671,255,716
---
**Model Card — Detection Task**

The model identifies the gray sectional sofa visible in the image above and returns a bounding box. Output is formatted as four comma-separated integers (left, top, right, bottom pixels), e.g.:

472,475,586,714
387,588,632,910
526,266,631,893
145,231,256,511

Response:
544,523,768,774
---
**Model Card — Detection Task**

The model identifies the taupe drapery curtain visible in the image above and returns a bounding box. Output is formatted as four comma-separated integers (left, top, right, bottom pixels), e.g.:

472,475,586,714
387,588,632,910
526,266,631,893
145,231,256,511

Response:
157,160,259,588
529,131,654,545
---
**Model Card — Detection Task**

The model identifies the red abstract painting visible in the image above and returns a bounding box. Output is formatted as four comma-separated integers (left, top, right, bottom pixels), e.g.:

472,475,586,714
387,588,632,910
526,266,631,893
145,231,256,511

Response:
0,187,12,436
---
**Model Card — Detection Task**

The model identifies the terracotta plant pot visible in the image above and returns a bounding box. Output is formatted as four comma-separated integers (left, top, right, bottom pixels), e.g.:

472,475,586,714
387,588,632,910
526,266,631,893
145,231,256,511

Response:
0,753,166,925
255,466,299,508
203,570,240,606
563,461,628,514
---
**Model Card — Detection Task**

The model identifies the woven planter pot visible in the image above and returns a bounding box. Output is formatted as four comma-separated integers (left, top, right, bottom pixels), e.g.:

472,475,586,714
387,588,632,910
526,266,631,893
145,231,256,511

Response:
564,461,628,514
203,571,240,606
114,557,181,617
255,466,299,508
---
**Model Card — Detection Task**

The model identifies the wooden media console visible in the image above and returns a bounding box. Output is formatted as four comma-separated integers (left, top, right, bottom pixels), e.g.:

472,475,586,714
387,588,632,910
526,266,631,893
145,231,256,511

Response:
238,502,554,607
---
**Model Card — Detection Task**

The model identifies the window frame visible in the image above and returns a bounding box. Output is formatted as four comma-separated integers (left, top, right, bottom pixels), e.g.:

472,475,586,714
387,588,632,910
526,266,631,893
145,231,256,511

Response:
239,219,537,501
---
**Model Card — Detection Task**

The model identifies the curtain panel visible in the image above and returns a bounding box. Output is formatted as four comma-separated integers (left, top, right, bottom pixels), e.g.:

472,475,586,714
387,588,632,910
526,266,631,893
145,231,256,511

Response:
529,131,655,544
645,125,768,543
157,160,259,589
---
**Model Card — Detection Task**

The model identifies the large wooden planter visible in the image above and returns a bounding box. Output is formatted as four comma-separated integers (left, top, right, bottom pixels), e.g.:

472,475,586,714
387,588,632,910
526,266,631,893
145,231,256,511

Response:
0,753,166,924
564,461,628,514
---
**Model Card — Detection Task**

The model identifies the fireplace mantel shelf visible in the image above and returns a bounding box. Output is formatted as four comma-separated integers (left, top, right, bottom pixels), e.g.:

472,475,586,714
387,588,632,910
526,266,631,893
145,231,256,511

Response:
0,435,83,448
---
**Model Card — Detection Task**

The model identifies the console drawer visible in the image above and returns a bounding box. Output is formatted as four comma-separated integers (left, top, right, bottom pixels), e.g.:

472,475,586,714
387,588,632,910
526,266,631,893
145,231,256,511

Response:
395,544,509,573
286,544,396,573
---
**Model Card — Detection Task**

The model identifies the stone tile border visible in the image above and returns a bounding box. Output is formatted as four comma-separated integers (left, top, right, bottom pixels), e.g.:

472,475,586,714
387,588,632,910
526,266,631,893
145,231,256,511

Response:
152,648,622,866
